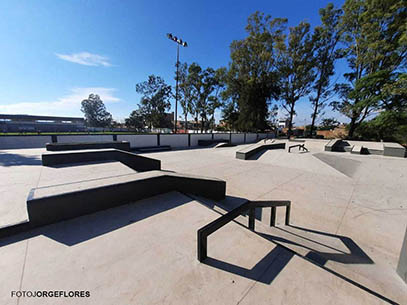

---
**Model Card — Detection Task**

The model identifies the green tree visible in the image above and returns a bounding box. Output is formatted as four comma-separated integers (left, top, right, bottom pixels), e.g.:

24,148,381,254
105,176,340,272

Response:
224,12,283,132
319,118,340,130
135,75,172,130
278,21,316,138
331,0,407,138
178,63,194,132
125,109,145,131
80,94,112,128
309,3,343,137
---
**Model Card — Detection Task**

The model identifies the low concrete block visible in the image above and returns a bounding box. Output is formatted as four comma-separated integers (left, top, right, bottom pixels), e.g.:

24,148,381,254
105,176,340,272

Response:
351,145,363,154
324,139,342,152
46,141,131,152
383,143,406,158
236,142,286,160
42,149,161,172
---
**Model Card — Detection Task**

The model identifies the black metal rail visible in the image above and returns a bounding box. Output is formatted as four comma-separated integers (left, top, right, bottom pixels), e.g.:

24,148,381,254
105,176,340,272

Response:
288,144,308,153
197,200,291,262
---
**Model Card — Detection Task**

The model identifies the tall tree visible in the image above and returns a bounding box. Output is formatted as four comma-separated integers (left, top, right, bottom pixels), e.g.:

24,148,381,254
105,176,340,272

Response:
125,109,145,131
178,63,194,132
309,3,343,137
331,0,407,138
135,75,172,130
278,21,316,138
80,94,112,128
224,12,283,132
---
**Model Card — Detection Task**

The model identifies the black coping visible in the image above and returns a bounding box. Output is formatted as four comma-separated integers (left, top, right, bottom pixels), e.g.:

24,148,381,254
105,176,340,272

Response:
134,145,172,153
42,149,161,172
46,141,131,151
236,142,286,160
0,172,226,239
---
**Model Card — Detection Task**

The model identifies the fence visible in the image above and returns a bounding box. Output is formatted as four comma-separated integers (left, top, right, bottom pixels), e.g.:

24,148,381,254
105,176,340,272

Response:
0,132,274,150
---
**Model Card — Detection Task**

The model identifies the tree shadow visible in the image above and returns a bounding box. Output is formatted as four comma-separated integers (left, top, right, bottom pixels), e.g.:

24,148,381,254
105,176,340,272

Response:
0,152,42,166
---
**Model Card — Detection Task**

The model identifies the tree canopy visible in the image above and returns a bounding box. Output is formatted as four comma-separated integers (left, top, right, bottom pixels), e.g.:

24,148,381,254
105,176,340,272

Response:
80,94,112,128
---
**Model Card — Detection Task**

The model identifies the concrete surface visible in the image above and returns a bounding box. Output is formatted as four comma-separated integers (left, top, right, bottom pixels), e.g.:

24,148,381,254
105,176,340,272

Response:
0,139,406,304
0,192,392,305
397,226,407,283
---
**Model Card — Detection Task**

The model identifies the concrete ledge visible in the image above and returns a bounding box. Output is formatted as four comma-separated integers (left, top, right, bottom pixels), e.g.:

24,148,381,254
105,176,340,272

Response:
383,143,406,158
134,145,171,153
42,149,161,172
324,139,342,152
351,145,362,154
236,142,286,160
0,171,226,238
46,141,131,152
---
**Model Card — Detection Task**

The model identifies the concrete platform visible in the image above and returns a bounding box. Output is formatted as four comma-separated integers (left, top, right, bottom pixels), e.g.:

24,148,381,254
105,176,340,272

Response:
0,192,396,305
1,143,407,304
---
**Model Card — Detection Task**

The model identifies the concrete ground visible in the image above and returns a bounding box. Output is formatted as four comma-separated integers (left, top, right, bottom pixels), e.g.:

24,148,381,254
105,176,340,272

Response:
0,140,406,304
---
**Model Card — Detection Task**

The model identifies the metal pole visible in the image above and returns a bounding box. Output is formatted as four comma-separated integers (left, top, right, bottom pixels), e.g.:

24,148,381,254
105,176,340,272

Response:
175,43,179,134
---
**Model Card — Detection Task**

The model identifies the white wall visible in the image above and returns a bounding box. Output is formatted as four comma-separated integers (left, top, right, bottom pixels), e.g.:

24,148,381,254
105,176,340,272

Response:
160,134,188,148
231,133,245,144
117,135,157,148
190,134,212,147
0,136,52,149
57,135,113,143
213,133,230,141
246,133,258,143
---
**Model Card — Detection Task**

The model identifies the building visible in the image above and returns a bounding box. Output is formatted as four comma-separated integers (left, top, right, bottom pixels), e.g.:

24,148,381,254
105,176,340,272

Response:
0,114,86,132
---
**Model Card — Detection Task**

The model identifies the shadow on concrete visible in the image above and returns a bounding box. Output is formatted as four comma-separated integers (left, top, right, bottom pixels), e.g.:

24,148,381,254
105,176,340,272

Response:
258,225,373,265
247,149,268,160
313,153,361,178
203,246,294,285
0,152,42,167
0,192,191,247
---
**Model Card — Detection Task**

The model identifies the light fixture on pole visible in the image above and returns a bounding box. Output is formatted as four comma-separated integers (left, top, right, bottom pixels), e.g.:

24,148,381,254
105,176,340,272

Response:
167,33,188,134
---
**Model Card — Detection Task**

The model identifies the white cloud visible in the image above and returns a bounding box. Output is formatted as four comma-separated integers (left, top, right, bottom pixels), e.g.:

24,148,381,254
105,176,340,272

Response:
0,87,120,117
56,52,112,67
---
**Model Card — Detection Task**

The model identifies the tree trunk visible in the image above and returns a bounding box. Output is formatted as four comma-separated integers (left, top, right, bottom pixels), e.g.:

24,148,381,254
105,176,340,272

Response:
348,117,357,139
287,104,295,139
185,113,188,133
310,103,318,138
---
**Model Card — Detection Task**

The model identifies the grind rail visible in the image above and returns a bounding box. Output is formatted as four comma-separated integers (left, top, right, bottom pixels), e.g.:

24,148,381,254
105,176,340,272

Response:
197,200,291,262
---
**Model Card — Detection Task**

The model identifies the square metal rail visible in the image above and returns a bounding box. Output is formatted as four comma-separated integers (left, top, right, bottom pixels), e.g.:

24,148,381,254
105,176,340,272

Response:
197,200,291,262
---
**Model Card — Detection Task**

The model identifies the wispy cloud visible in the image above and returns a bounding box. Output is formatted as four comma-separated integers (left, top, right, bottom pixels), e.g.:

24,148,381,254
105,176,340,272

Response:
55,52,112,67
0,88,120,117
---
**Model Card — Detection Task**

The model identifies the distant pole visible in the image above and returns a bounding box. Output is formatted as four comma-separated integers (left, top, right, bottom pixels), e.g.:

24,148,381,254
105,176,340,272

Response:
167,33,188,134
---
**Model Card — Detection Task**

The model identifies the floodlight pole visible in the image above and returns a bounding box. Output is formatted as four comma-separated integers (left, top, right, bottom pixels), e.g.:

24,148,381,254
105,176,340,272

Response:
167,33,187,134
175,43,179,134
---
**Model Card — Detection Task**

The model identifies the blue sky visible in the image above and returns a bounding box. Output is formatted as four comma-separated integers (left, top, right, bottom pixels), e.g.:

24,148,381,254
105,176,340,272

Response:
0,0,348,125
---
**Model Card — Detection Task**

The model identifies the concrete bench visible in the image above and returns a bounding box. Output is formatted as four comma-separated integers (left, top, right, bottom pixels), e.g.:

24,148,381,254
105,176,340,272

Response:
236,142,286,160
46,141,131,152
42,149,161,172
0,171,226,238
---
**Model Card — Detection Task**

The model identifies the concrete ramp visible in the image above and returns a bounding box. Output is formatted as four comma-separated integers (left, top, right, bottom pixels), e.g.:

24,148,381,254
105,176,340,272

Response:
313,153,361,178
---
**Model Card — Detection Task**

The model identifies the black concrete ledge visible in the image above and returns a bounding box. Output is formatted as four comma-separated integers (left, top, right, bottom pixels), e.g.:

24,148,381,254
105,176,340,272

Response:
236,142,286,160
0,171,226,238
134,145,171,153
42,149,161,172
46,141,131,152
